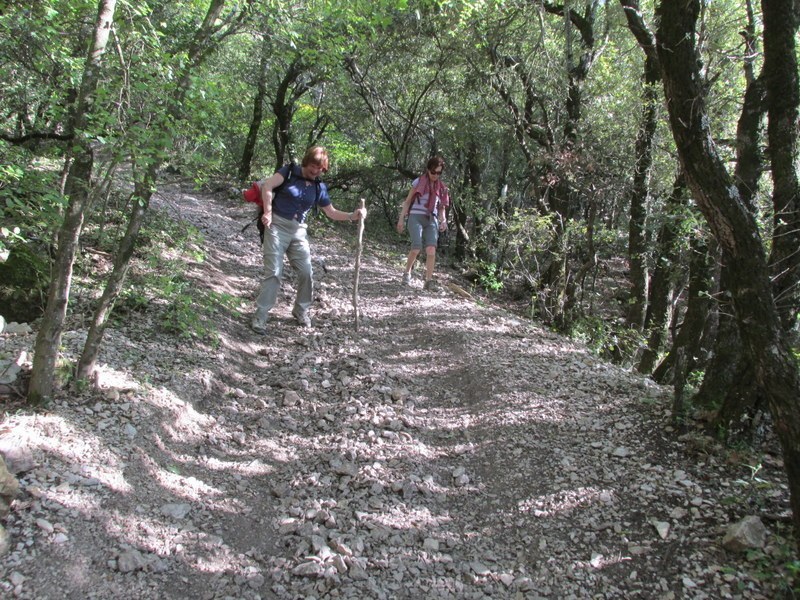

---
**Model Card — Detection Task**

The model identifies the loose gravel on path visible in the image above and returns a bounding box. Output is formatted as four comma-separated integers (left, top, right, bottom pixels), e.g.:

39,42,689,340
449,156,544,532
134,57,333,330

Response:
0,184,795,599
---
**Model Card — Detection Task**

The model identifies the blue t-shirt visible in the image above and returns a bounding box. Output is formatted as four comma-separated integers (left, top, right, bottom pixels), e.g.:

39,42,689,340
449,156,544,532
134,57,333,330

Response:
272,164,331,223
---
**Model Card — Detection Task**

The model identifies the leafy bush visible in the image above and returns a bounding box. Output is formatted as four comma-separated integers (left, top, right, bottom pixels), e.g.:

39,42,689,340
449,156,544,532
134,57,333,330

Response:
0,148,67,236
474,260,504,293
0,240,50,323
568,315,645,365
109,209,239,345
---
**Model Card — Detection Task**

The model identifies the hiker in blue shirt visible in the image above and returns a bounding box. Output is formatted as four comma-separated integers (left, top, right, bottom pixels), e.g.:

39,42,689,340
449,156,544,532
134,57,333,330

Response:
251,146,367,333
396,156,450,290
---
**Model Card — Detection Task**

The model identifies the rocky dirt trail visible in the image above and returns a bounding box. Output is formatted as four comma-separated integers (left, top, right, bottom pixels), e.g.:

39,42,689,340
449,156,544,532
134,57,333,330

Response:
0,183,795,599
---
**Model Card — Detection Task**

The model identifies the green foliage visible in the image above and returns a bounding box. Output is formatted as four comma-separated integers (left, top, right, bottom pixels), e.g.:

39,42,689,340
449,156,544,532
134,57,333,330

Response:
687,369,705,390
473,260,504,293
489,209,556,281
111,209,239,345
567,315,645,365
136,211,205,259
0,147,66,235
0,1,94,138
160,287,238,345
320,129,373,171
116,285,150,315
785,559,800,595
155,277,207,339
0,240,51,322
739,521,800,594
0,226,23,262
170,63,254,185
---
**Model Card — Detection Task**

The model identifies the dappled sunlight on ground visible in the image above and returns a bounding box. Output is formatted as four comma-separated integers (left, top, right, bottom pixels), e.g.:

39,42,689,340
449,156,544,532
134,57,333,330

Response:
1,185,793,600
2,413,131,495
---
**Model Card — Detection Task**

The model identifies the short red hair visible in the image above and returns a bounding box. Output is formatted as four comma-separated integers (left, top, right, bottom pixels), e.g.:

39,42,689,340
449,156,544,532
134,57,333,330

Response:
302,146,329,172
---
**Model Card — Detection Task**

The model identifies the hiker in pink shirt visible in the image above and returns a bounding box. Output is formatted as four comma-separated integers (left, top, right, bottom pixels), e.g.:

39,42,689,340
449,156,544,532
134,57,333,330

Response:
396,156,450,291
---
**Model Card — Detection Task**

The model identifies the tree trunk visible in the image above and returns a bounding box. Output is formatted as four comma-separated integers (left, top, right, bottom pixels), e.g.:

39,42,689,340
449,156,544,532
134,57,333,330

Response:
656,0,800,548
762,0,800,330
272,60,308,166
693,291,741,410
563,197,598,324
620,0,664,334
626,63,660,331
694,1,766,434
75,0,236,383
706,0,800,442
550,1,603,146
491,4,602,325
76,172,153,381
238,38,270,185
454,142,482,263
27,0,117,404
638,175,685,374
698,286,767,444
702,0,799,440
652,233,715,384
734,77,766,207
714,360,765,443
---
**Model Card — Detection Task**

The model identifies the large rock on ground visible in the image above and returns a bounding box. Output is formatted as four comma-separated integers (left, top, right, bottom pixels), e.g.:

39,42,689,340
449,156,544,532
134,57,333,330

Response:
722,516,767,551
0,455,19,519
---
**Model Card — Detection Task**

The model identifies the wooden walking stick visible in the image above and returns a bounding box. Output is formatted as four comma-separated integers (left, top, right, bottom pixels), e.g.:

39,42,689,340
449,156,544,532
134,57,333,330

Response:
353,198,366,331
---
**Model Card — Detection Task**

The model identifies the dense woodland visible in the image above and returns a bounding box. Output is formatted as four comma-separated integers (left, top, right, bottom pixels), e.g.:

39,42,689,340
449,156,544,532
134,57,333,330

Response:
1,0,799,546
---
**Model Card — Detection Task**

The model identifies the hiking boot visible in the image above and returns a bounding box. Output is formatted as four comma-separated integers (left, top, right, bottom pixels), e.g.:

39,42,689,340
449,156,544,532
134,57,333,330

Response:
251,314,268,335
423,278,437,291
401,272,412,286
293,311,312,328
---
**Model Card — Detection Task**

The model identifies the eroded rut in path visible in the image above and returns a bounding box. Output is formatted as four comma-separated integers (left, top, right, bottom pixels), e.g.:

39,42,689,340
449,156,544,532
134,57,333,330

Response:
0,184,791,600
